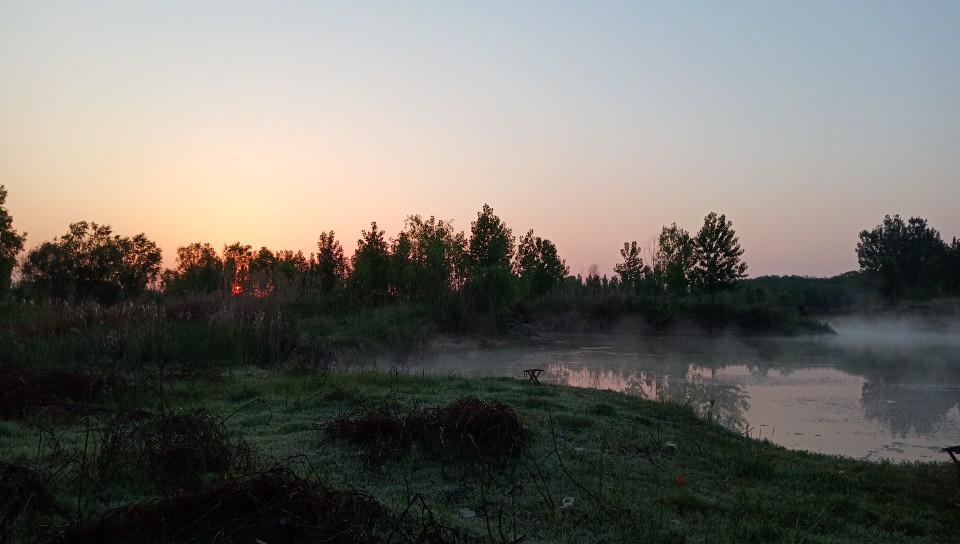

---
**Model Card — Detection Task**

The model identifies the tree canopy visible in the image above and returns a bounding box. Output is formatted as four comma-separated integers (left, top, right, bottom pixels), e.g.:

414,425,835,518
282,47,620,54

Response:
515,230,568,298
163,242,223,295
350,222,391,305
690,212,748,298
22,222,161,302
0,185,27,298
614,241,649,292
655,223,694,301
856,215,952,301
465,205,516,310
400,215,466,301
468,204,514,271
314,231,348,295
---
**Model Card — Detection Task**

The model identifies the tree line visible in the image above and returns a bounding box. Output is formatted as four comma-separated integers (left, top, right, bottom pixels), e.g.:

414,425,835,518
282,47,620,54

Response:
856,214,960,302
3,184,956,311
610,212,748,303
2,199,573,310
1,184,749,313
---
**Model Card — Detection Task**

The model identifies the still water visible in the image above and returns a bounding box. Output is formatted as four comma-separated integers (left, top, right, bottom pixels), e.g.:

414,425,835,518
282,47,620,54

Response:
398,318,960,463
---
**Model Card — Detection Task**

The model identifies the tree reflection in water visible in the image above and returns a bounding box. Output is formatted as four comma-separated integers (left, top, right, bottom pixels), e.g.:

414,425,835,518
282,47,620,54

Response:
743,333,960,441
546,362,750,431
860,379,960,438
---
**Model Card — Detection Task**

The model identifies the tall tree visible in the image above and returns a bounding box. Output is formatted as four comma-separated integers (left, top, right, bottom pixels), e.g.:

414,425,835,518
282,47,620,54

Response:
401,215,466,301
274,249,309,291
350,222,391,305
22,241,73,300
389,231,414,300
466,204,516,309
614,241,648,292
949,238,960,294
515,230,569,298
64,222,122,301
655,223,694,301
163,242,223,294
690,213,748,299
314,231,347,295
118,233,163,295
249,247,278,295
856,215,948,301
222,243,253,295
468,204,514,270
0,185,27,298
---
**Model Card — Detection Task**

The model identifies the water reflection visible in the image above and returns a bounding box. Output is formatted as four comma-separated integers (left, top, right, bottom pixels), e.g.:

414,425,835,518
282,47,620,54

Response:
404,326,960,462
547,362,750,430
861,380,960,438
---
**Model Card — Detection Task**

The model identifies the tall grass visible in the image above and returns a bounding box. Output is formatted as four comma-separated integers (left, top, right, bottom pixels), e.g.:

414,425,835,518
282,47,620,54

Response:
0,294,300,368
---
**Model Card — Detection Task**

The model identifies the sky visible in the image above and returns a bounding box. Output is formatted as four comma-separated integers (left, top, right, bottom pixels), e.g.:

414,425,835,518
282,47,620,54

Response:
2,1,958,279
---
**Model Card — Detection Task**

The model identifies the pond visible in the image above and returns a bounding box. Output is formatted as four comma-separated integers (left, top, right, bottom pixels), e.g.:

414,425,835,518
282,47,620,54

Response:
395,316,960,463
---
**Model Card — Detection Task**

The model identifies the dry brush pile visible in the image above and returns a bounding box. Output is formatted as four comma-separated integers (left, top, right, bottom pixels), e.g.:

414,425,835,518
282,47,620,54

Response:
321,395,529,459
42,468,388,544
91,409,257,488
0,461,62,543
0,364,120,422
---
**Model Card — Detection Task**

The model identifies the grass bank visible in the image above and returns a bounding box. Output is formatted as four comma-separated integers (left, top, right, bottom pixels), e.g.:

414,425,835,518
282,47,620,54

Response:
2,365,958,543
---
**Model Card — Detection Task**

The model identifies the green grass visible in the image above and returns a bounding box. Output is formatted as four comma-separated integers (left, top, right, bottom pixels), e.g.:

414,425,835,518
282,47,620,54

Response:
3,367,958,543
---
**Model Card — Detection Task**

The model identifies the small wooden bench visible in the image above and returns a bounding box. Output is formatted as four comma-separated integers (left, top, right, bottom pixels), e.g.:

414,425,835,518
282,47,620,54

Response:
524,368,544,384
943,445,960,480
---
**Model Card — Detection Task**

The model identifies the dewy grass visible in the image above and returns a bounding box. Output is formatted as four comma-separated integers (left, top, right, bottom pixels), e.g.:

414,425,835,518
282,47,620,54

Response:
4,366,959,543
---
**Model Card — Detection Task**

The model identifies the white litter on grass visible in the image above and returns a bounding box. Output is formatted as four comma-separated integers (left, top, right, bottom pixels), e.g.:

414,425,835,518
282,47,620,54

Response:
560,496,574,509
457,508,476,519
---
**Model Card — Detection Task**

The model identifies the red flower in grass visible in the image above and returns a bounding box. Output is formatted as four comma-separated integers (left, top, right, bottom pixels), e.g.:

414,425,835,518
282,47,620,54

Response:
675,475,684,486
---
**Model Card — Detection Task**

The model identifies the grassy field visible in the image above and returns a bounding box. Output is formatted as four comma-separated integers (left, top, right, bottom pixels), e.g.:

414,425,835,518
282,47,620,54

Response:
2,361,959,543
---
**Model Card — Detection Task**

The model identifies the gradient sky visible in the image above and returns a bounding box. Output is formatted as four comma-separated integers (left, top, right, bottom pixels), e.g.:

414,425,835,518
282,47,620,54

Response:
2,1,958,278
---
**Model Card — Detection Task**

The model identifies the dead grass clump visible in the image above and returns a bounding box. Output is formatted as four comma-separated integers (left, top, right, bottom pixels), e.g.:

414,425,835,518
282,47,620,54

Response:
0,461,62,536
433,396,527,456
96,409,255,488
322,395,527,458
0,364,116,421
44,469,386,544
324,409,405,445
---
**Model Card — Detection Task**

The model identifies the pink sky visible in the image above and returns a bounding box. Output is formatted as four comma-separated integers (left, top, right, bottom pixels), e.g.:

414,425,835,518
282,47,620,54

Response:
3,2,958,278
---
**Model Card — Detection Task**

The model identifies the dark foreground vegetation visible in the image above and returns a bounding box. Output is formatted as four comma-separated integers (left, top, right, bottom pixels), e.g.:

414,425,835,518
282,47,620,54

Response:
1,362,958,543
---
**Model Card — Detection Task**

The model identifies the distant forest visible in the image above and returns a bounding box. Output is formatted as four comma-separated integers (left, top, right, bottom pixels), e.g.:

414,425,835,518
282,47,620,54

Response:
3,184,960,335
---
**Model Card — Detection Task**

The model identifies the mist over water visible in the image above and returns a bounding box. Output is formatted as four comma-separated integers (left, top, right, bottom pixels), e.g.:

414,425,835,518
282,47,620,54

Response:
387,316,960,462
827,314,960,349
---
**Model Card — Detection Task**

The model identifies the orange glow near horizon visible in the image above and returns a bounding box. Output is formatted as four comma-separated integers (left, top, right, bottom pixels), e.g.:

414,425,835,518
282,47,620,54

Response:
2,3,958,280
